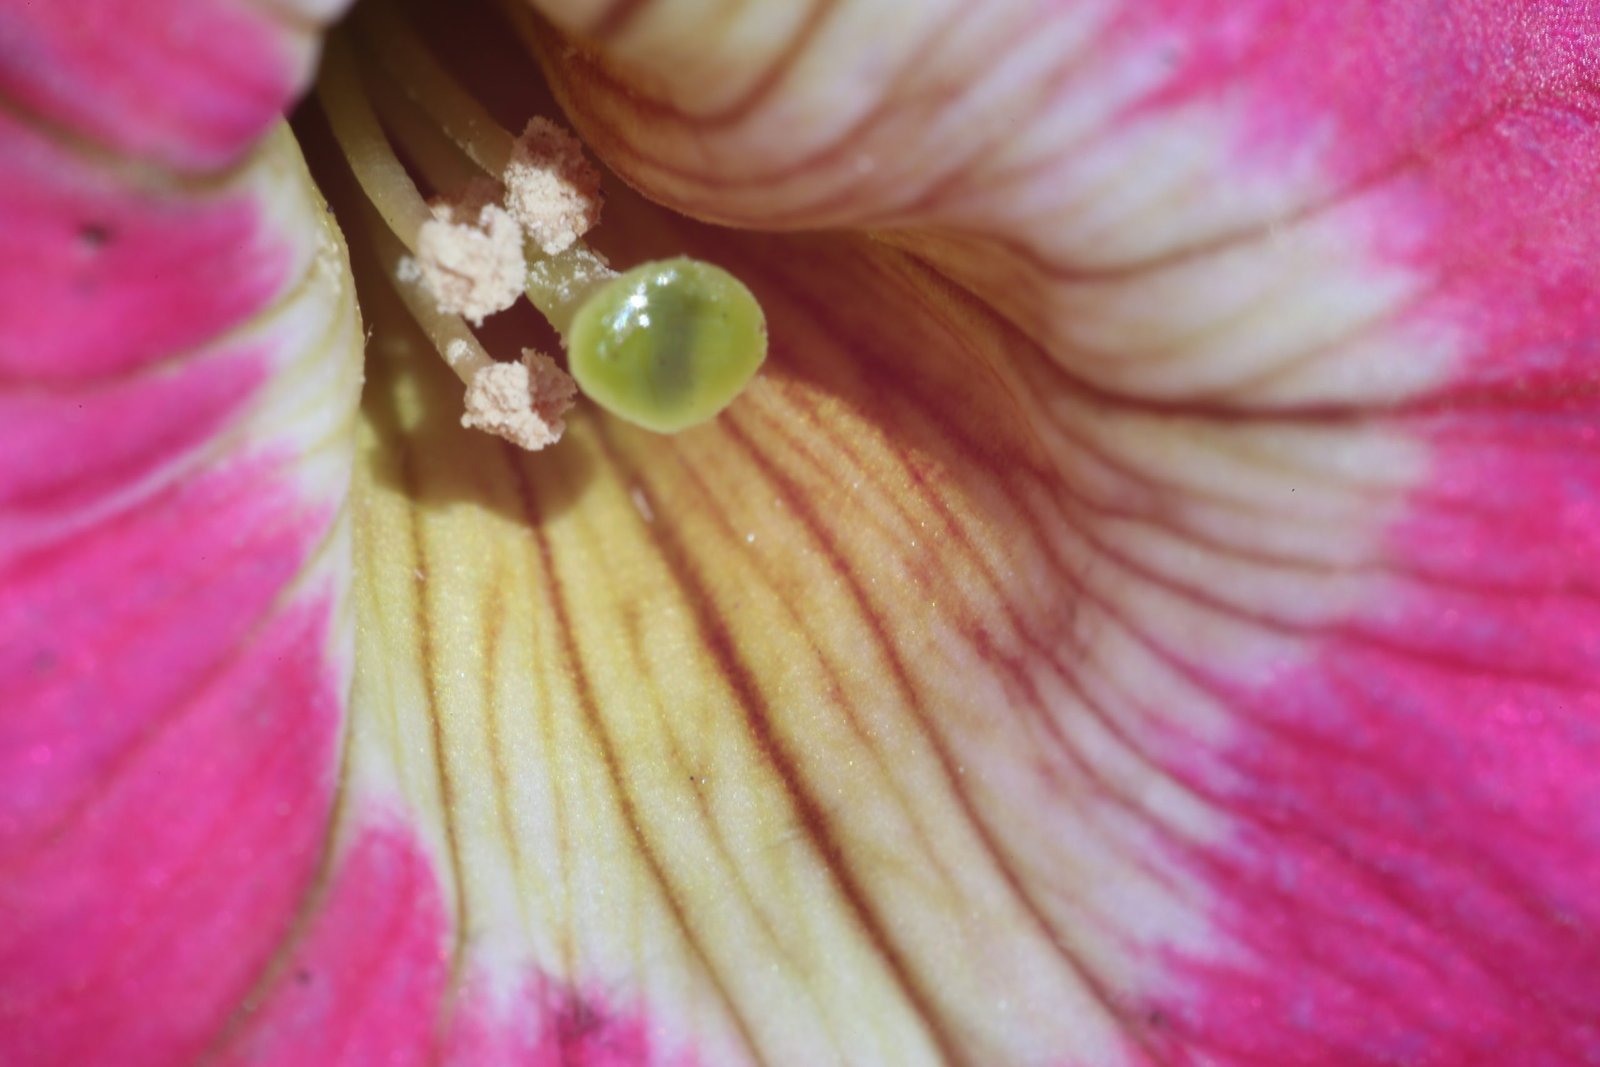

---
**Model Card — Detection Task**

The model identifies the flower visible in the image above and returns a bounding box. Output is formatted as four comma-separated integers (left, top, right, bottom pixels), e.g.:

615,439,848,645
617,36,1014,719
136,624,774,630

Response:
3,1,1598,1064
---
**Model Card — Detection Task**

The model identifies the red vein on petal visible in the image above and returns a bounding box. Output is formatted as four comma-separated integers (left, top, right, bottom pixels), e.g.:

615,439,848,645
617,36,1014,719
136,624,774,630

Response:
712,411,1186,1066
506,457,769,1066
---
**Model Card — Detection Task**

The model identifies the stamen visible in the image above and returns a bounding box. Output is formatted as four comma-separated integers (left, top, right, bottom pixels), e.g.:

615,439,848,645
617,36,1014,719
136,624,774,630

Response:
317,7,767,444
358,5,604,255
504,118,604,256
460,348,577,451
356,3,515,174
367,205,574,450
325,30,525,326
322,29,578,450
365,203,497,379
399,182,527,326
358,55,481,195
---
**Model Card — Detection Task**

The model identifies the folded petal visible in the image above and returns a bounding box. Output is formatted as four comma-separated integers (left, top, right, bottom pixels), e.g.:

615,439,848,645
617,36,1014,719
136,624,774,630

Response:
0,0,346,169
0,3,364,1064
529,0,1600,406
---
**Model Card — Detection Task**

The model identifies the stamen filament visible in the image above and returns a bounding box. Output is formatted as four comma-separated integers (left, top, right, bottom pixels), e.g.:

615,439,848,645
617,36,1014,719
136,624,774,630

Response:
358,53,483,195
367,200,573,451
317,35,431,254
356,3,516,176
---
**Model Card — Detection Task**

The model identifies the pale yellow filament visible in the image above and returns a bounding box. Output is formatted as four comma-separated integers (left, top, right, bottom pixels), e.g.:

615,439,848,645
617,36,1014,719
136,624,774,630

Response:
316,35,433,255
359,55,483,195
355,3,516,176
320,29,510,391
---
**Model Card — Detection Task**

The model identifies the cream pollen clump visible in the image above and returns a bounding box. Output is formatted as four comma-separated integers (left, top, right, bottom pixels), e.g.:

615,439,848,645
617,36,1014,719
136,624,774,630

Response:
397,179,526,326
460,349,578,450
504,117,605,257
314,7,767,451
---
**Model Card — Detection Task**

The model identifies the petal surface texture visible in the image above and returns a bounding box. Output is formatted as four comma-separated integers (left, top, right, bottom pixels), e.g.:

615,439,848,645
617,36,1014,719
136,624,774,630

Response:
0,1,366,1065
5,0,1600,1066
342,1,1600,1064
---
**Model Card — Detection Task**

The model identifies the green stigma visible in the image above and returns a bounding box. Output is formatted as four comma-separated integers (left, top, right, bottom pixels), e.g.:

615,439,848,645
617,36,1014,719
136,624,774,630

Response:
563,257,768,434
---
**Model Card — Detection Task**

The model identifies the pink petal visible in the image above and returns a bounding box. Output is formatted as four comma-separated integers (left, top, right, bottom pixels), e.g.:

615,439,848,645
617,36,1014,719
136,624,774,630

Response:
525,1,1600,1062
0,0,342,170
207,810,697,1066
0,1,362,1063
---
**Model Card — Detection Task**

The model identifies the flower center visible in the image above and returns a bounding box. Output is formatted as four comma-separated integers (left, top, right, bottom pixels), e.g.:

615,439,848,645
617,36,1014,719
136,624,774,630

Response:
306,1,768,447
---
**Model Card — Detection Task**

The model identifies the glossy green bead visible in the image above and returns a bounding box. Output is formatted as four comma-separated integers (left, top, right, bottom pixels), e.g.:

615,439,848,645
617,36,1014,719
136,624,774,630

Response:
566,257,767,433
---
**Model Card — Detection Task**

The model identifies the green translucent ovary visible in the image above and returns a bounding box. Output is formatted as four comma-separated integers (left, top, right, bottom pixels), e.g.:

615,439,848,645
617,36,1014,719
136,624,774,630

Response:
563,257,768,434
